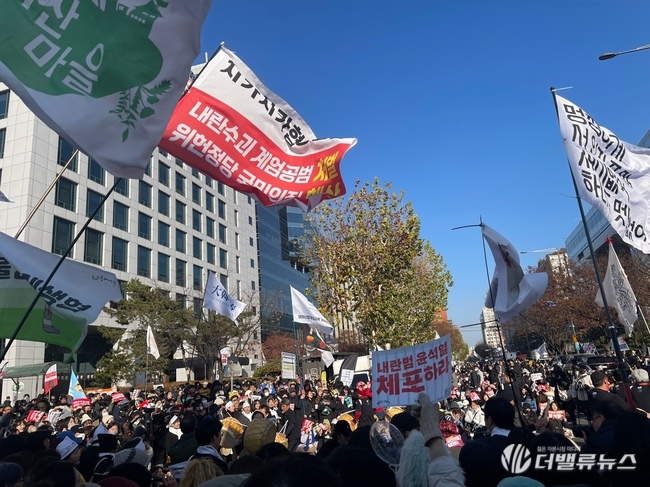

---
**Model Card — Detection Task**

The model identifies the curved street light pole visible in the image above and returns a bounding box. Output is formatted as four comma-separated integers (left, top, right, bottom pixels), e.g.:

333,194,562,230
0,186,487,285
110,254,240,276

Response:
599,43,650,60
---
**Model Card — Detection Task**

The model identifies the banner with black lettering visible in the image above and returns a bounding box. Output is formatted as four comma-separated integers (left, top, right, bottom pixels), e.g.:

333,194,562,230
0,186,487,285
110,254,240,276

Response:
555,94,650,253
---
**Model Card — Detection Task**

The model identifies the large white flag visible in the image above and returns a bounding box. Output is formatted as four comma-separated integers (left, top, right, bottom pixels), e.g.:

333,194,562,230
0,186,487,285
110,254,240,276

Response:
146,325,160,360
482,224,548,322
0,2,211,178
595,240,637,334
0,232,122,352
555,94,650,253
290,286,334,335
160,46,357,211
203,271,247,323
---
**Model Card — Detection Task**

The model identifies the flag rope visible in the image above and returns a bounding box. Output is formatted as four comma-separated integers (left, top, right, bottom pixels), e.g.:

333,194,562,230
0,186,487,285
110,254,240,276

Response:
0,178,121,361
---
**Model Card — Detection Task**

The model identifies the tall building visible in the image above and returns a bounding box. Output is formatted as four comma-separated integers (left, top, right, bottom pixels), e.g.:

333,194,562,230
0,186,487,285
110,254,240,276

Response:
480,307,503,351
0,82,260,398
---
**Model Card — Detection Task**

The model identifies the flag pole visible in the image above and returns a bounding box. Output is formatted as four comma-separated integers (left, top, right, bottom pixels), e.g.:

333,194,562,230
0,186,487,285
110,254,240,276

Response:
550,87,628,384
14,149,79,239
179,42,225,99
0,178,121,362
636,303,650,336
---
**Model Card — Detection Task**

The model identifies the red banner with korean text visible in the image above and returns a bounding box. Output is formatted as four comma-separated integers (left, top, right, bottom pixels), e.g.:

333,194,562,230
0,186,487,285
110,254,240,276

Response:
160,46,356,212
372,335,452,409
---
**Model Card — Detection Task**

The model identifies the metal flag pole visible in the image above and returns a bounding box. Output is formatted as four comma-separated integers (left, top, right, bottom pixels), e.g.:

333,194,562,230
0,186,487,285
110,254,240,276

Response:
15,149,79,239
0,178,122,362
636,303,650,336
550,88,628,384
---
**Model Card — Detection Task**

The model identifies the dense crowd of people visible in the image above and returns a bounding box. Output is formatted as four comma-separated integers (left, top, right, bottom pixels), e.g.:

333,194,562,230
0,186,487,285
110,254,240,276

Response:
0,352,649,487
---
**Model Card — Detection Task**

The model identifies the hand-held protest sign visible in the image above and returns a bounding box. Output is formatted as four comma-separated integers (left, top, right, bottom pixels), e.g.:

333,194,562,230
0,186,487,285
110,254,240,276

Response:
0,1,212,178
372,335,453,408
555,95,650,254
160,46,357,211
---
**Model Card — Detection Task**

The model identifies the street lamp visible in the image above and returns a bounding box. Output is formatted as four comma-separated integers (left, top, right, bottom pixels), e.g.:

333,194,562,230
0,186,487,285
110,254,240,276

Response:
599,43,650,61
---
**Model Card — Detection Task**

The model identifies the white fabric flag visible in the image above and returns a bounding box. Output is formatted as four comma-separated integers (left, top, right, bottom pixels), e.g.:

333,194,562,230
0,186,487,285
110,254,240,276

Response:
290,286,334,335
0,2,211,178
318,349,335,367
203,272,247,323
0,191,13,203
482,224,548,322
146,325,160,359
555,94,650,253
536,343,548,358
595,241,637,334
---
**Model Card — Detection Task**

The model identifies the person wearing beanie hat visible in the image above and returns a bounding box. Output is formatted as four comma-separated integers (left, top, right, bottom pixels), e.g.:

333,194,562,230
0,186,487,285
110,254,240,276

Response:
167,414,182,440
237,402,253,426
0,462,24,487
112,445,152,470
390,411,420,439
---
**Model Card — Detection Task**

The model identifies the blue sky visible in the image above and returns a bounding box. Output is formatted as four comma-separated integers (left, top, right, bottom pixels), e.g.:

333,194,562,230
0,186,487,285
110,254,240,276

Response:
198,1,650,347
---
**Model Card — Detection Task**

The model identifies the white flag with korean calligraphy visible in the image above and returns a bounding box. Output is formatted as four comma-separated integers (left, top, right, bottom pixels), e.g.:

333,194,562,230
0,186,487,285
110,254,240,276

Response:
482,224,548,322
146,325,160,360
203,271,246,323
0,232,123,353
595,240,638,335
0,2,211,178
160,46,357,211
555,94,650,253
290,286,334,335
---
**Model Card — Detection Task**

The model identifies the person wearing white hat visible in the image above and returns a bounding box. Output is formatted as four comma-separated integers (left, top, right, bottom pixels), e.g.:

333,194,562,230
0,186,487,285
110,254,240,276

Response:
238,402,253,426
167,414,182,440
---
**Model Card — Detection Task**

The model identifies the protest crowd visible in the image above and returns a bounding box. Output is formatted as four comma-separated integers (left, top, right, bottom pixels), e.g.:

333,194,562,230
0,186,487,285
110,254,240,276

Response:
0,350,649,487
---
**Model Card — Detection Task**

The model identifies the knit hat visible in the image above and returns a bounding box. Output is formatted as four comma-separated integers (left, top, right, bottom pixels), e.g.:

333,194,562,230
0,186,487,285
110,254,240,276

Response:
81,413,93,424
0,462,24,484
112,447,152,469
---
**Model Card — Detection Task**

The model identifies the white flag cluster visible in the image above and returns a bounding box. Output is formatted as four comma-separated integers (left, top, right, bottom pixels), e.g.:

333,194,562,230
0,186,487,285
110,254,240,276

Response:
555,94,650,253
290,287,334,335
595,241,637,335
482,225,548,322
146,325,160,360
203,272,247,324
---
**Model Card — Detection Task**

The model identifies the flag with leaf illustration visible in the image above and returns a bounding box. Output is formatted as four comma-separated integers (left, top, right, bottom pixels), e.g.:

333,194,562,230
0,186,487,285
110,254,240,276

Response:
0,1,212,178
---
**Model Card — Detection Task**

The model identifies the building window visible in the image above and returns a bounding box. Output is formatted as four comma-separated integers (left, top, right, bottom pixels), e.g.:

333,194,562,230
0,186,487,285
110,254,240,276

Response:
206,217,215,238
251,280,256,290
219,248,227,269
86,189,104,222
138,212,151,240
175,173,185,195
0,90,8,119
176,201,185,224
175,158,183,167
158,191,170,216
58,137,78,171
52,217,75,257
176,229,186,253
234,210,239,227
219,224,227,245
236,256,240,273
192,209,201,231
205,175,213,188
250,258,255,268
218,181,225,195
207,243,215,264
206,192,214,212
193,265,202,291
112,237,128,271
193,237,202,259
158,253,170,283
158,221,170,247
193,297,202,318
55,178,76,211
249,236,254,247
137,246,151,277
248,216,253,225
88,158,105,185
176,259,186,287
0,129,5,159
235,233,240,250
248,195,252,204
139,181,152,207
113,202,128,231
218,200,225,219
176,293,186,308
220,274,228,288
158,162,170,186
159,148,168,158
237,280,242,300
192,183,201,204
191,168,200,178
114,177,128,196
84,228,103,265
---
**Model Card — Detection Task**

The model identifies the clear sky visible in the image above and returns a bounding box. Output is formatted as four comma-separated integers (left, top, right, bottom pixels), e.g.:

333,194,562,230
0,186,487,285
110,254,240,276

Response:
198,1,650,347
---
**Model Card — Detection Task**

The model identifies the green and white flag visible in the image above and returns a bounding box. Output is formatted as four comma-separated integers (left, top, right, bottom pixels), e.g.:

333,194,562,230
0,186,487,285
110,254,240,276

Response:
0,232,123,352
0,1,212,178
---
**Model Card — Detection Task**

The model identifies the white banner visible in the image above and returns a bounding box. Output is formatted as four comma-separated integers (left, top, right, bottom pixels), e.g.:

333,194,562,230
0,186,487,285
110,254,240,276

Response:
203,272,246,323
0,2,211,178
595,241,637,335
220,346,230,366
482,224,548,322
372,335,452,408
555,94,650,253
146,325,160,360
290,286,333,335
